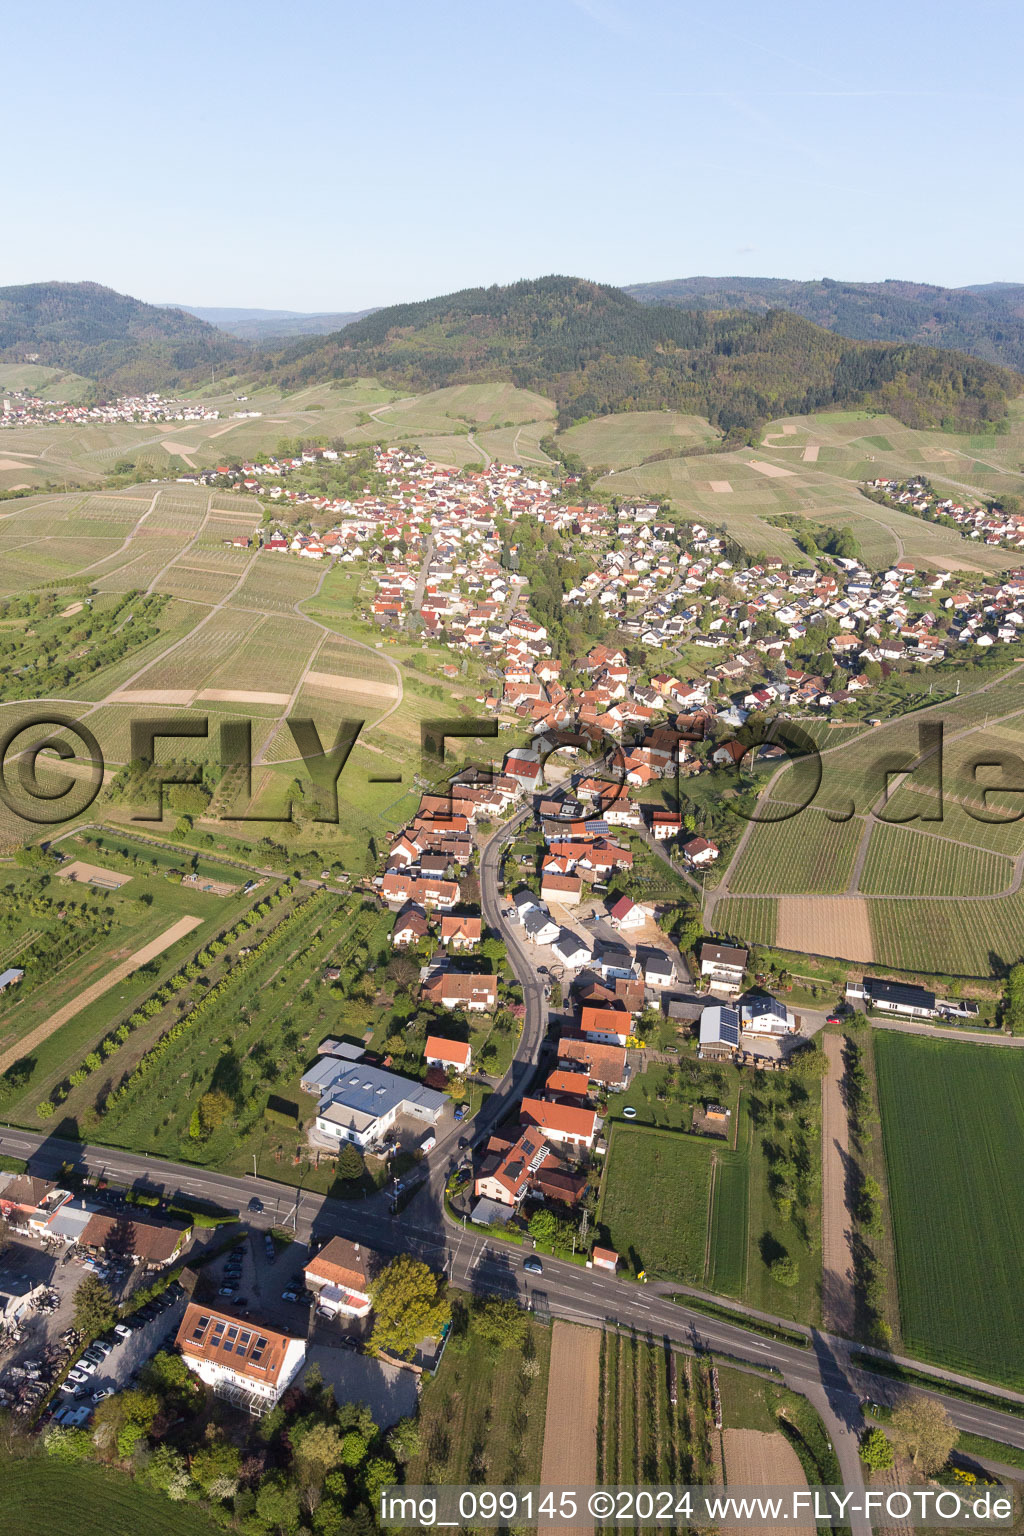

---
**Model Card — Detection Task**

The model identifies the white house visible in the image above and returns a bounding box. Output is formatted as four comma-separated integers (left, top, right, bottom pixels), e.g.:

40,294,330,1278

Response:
313,1061,447,1149
739,995,796,1036
552,930,592,971
424,1035,472,1073
175,1304,306,1412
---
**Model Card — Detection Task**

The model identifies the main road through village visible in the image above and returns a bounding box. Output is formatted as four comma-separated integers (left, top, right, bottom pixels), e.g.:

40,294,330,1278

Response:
3,809,1024,1532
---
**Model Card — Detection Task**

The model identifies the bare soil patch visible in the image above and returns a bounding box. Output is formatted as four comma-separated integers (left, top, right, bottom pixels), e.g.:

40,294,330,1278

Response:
821,1032,857,1335
747,459,797,478
57,860,132,889
0,915,203,1075
59,602,84,618
539,1323,601,1536
722,1430,812,1532
107,687,195,705
709,480,733,493
777,896,874,962
304,670,399,700
196,688,292,706
161,440,196,465
802,445,820,462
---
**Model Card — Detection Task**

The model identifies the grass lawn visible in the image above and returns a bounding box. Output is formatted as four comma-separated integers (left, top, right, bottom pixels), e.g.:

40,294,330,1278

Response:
0,1456,221,1536
598,1124,713,1283
875,1032,1024,1387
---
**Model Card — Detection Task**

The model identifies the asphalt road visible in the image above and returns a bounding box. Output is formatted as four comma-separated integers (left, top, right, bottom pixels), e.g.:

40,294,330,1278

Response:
4,1125,1024,1469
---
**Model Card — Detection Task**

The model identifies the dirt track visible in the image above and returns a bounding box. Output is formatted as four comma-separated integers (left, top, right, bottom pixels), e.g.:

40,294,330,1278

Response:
0,915,203,1074
821,1033,857,1336
777,896,874,962
539,1322,601,1536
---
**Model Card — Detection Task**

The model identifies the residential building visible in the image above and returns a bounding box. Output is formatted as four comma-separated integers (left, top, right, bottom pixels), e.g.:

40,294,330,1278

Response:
520,1097,598,1148
424,1035,472,1073
698,1004,741,1059
303,1237,376,1318
422,973,497,1012
312,1060,447,1149
698,942,748,994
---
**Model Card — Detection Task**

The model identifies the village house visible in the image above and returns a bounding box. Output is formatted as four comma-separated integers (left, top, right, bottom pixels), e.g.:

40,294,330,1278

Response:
424,1035,472,1073
520,1096,598,1148
303,1237,376,1318
422,973,498,1012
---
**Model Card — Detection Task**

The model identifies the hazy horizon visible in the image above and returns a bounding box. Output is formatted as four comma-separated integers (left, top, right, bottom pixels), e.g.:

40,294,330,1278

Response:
5,0,1024,310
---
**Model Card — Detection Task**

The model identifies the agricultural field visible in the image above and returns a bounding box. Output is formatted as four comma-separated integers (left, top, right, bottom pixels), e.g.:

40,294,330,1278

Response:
599,1332,715,1485
709,896,778,948
858,823,1014,897
601,1061,821,1323
408,1301,552,1487
557,410,721,470
865,891,1024,979
0,1456,222,1536
726,807,864,895
0,840,259,1123
875,1032,1024,1387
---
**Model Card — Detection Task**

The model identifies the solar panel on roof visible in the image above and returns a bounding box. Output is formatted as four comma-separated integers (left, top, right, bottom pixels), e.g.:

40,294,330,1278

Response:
720,1019,739,1046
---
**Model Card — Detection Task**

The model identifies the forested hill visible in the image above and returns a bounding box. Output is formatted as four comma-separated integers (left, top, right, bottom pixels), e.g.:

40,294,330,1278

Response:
269,276,1020,435
625,275,1024,373
0,281,246,393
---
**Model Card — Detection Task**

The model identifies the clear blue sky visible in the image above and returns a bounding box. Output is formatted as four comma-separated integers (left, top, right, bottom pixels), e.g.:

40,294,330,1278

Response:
6,0,1023,311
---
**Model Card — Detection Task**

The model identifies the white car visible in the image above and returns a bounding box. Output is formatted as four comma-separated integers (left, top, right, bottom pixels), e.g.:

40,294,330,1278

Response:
113,1323,132,1339
75,1358,98,1376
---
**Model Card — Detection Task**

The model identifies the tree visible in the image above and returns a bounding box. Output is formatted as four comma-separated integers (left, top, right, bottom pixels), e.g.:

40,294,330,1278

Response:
859,1426,895,1471
527,1209,561,1246
73,1274,115,1337
190,1437,241,1496
387,1417,422,1466
473,1297,529,1351
768,1254,799,1288
1005,961,1024,1034
337,1143,365,1182
890,1395,958,1474
366,1256,451,1361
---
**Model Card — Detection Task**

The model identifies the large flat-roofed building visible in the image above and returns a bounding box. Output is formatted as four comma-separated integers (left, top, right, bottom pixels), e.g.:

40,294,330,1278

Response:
176,1304,305,1413
312,1059,447,1149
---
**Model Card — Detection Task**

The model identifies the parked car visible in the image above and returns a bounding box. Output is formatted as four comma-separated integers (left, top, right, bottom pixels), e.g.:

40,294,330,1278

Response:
113,1323,133,1340
91,1387,114,1403
66,1369,90,1386
454,1105,465,1121
91,1338,115,1356
218,1283,238,1297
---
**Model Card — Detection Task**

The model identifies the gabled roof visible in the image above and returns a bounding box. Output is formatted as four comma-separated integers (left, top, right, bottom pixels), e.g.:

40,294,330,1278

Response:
176,1303,299,1387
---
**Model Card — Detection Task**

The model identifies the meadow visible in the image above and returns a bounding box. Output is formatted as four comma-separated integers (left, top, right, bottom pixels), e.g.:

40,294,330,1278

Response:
599,1063,821,1324
874,1032,1024,1387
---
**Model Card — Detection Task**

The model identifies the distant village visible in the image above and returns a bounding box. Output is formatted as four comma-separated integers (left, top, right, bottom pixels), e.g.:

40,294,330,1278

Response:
0,388,229,428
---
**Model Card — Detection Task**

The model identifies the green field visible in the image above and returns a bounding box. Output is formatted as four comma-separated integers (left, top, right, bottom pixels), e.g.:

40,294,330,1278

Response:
0,1456,221,1536
875,1032,1024,1387
599,1125,714,1283
728,807,864,895
859,823,1014,897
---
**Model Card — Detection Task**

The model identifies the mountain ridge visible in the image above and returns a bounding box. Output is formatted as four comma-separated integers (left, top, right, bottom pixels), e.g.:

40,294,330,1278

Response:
0,281,246,393
269,274,1020,436
624,275,1024,372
